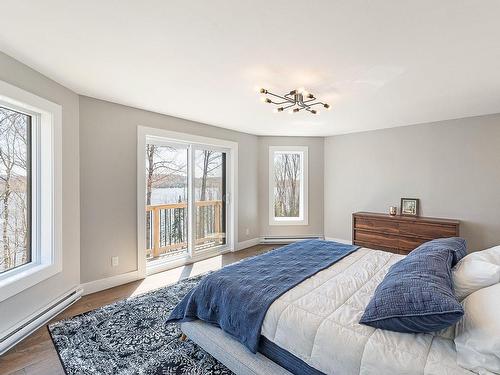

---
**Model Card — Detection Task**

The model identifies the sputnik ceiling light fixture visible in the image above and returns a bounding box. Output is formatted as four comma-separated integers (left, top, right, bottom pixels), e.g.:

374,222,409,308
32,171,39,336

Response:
259,87,330,114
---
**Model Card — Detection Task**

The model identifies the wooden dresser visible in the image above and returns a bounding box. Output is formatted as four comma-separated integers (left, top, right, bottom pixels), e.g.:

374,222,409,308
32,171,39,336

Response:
352,212,460,255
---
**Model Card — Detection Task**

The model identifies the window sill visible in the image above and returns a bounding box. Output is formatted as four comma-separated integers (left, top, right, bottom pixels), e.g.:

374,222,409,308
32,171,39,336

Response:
0,262,62,302
269,219,309,226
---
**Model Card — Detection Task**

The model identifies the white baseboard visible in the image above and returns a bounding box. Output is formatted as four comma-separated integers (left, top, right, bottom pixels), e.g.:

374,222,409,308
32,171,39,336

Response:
260,235,324,244
81,270,141,296
324,237,352,244
0,286,82,355
234,237,261,251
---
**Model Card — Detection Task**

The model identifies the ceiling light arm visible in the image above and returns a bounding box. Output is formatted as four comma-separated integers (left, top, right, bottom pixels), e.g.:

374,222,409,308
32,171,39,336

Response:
305,108,318,114
302,97,317,104
304,102,324,107
267,91,293,103
281,103,296,110
268,99,292,105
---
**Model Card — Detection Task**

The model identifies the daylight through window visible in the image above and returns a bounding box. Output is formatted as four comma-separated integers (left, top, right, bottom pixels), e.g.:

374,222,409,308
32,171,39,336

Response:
0,106,31,273
269,146,308,225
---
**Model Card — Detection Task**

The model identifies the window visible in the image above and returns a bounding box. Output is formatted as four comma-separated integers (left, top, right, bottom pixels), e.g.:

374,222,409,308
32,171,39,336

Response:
0,80,62,302
0,106,31,274
269,146,308,225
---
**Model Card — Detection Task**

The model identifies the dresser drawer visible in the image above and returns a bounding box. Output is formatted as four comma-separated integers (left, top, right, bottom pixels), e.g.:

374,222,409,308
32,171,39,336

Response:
398,237,428,253
354,241,400,254
354,217,399,234
355,230,399,249
399,222,457,239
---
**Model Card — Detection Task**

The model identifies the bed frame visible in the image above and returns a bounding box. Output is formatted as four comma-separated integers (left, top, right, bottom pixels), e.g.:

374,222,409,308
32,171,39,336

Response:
180,321,292,375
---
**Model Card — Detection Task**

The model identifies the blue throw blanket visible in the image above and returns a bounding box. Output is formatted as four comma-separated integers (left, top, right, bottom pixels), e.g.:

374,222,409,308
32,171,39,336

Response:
167,240,359,353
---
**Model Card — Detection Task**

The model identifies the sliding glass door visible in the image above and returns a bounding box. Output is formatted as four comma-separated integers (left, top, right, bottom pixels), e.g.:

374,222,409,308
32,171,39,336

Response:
194,148,226,253
143,137,230,272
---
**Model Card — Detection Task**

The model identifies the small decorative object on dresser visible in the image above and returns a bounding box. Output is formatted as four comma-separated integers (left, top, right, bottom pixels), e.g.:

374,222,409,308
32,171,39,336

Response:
389,206,397,216
352,211,460,255
400,198,419,216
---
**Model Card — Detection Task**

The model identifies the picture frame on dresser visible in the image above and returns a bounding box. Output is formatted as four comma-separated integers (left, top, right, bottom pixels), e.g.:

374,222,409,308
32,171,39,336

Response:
400,198,419,216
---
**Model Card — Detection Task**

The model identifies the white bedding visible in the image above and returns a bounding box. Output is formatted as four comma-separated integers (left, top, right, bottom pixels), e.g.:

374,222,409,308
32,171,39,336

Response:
261,248,473,375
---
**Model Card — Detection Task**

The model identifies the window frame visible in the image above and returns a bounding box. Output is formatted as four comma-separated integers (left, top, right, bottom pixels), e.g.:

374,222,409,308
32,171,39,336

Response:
268,146,309,226
0,80,62,302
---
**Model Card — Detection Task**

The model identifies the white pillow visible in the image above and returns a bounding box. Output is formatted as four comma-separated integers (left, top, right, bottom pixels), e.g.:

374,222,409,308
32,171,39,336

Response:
452,245,500,300
455,283,500,375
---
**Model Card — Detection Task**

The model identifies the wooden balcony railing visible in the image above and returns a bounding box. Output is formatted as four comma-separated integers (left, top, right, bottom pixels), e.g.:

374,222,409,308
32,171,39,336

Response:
145,200,224,259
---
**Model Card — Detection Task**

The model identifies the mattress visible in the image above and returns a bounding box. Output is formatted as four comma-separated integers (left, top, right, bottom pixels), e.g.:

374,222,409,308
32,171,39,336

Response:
260,247,473,375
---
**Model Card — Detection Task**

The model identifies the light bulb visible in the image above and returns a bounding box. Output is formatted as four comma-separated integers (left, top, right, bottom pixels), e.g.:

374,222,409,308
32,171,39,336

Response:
259,88,268,94
298,87,309,96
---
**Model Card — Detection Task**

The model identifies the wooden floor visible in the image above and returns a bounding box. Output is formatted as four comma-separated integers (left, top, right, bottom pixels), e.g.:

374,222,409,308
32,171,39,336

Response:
0,244,274,375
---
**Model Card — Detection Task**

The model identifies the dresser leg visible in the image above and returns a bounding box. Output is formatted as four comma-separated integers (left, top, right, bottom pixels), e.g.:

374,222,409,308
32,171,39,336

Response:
180,333,187,341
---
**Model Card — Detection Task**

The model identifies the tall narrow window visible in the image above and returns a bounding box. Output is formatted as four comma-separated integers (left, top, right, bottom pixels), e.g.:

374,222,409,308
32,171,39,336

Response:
0,106,31,273
0,79,62,302
269,146,308,225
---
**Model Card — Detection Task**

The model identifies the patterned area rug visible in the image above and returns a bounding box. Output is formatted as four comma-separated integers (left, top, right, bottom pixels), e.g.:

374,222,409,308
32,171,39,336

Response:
48,274,233,375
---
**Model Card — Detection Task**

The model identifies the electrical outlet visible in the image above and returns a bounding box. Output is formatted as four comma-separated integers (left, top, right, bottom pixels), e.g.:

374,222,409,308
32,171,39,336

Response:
111,256,119,267
245,227,250,236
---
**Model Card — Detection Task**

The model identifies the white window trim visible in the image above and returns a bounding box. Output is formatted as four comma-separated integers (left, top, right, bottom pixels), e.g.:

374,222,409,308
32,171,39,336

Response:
269,146,308,226
137,126,238,278
0,80,62,302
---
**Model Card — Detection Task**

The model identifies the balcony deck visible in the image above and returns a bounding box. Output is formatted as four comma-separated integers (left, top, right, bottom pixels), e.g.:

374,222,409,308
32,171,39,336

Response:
146,200,225,261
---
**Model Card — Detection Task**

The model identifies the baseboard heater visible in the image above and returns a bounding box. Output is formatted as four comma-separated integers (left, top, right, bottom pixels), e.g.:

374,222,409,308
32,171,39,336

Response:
0,287,83,355
260,235,324,244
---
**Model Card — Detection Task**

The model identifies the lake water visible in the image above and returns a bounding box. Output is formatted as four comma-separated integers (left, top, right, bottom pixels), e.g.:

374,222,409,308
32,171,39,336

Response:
150,187,220,205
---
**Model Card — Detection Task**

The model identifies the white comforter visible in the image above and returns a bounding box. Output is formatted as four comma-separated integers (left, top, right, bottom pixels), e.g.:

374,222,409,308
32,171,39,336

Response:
261,248,472,375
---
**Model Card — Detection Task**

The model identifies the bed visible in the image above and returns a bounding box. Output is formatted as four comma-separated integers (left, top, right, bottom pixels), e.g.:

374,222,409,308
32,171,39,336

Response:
176,245,474,375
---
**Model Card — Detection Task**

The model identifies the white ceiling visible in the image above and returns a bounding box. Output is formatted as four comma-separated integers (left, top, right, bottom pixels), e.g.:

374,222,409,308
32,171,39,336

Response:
1,1,500,136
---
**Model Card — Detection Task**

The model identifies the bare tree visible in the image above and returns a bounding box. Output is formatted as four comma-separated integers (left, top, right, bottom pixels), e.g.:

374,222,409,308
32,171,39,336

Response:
196,151,222,240
145,145,187,206
0,107,29,272
145,145,188,249
274,153,301,218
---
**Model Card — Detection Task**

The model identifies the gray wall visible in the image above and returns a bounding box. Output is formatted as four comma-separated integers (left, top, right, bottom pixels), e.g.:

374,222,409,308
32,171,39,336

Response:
0,52,80,333
258,137,324,238
79,96,259,283
324,114,500,251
